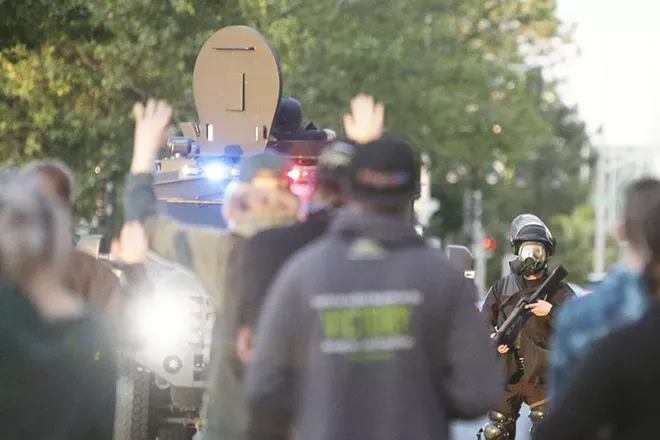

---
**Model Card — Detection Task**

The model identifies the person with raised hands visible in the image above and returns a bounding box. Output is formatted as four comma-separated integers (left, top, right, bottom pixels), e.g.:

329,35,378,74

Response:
233,93,387,366
124,98,301,440
342,93,385,144
197,93,388,440
124,98,299,302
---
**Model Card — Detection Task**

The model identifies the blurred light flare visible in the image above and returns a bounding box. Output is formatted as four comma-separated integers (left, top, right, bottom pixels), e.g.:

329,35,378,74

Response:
132,292,195,348
204,162,229,181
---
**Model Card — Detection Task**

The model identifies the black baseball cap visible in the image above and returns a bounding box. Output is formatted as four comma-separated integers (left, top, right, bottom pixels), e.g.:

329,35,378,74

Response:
315,139,355,185
344,133,418,207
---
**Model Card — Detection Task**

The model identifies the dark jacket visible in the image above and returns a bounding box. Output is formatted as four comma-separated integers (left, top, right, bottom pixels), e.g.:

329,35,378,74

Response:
0,280,117,440
204,207,334,440
482,273,575,385
237,207,334,328
536,300,660,440
244,209,502,440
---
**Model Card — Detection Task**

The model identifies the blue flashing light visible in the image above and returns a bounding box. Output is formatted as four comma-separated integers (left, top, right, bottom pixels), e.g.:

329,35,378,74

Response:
204,162,229,181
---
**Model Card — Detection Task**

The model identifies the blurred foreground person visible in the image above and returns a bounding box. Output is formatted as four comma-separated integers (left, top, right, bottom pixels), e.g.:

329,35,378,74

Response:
0,173,117,440
548,178,660,401
124,99,300,440
536,190,660,440
23,160,122,322
234,94,384,366
245,130,502,440
212,95,380,440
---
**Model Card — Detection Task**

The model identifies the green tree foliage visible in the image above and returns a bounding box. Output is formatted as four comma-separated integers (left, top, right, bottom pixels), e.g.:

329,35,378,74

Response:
548,204,618,284
0,0,590,242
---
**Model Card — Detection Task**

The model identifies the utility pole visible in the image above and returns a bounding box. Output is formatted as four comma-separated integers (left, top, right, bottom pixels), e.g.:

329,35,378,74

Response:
471,189,487,297
592,151,607,274
414,154,440,229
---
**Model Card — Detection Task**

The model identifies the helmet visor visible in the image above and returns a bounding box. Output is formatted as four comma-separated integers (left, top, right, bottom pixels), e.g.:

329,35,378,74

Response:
509,214,548,242
519,241,546,262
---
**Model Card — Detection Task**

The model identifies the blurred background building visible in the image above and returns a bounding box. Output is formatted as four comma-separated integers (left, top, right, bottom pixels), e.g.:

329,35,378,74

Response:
557,0,660,274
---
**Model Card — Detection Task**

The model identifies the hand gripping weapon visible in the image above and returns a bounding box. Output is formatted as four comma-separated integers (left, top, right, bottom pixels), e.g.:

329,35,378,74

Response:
492,264,568,346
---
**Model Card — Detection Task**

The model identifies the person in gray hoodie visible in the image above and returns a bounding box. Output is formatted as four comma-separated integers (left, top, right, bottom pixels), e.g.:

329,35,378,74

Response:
244,129,503,440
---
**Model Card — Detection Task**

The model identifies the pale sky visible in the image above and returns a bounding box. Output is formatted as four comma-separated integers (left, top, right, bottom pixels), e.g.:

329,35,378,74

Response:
555,0,660,148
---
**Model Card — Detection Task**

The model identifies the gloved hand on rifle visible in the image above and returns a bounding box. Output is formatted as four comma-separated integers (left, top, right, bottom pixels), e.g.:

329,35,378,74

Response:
490,331,510,354
525,299,553,317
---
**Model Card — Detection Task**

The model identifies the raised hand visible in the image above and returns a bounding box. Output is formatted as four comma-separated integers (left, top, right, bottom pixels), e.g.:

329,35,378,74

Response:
130,99,173,173
110,221,149,265
342,94,384,144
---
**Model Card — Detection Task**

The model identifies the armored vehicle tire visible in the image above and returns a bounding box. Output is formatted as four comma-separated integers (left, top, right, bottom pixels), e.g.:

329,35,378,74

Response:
157,425,194,440
114,354,154,440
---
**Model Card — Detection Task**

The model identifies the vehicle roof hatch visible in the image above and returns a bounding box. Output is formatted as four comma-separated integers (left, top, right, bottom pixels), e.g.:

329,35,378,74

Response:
192,25,282,156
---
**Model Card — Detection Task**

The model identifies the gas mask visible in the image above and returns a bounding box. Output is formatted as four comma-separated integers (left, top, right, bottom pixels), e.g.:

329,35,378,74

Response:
509,241,547,277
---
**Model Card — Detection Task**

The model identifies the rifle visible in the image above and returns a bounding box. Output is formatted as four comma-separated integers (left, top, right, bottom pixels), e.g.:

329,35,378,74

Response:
492,264,568,346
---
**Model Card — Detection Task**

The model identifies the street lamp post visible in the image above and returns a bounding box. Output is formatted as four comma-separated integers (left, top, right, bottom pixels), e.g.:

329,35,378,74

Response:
471,189,487,296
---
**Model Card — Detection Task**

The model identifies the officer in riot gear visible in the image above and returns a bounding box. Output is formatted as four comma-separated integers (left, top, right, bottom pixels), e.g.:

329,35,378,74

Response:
478,214,576,440
271,96,336,141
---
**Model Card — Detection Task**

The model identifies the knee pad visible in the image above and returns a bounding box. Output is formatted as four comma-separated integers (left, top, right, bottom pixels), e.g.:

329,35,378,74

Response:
528,406,547,439
478,411,515,440
529,406,547,424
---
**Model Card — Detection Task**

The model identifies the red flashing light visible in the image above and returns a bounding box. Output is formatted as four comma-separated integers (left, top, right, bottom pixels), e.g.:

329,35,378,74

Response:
287,168,302,181
482,237,497,251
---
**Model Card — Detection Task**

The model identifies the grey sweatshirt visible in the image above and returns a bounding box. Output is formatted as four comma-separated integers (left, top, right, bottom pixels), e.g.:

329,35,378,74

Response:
244,209,503,440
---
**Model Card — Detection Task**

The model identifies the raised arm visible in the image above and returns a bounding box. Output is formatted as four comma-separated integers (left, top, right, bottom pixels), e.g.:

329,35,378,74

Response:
124,99,233,294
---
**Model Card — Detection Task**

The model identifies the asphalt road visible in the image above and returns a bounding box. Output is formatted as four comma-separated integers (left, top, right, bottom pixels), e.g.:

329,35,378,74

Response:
450,405,532,440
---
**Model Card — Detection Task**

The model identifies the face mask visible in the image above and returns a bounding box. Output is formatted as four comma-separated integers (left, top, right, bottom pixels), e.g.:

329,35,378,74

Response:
511,242,547,277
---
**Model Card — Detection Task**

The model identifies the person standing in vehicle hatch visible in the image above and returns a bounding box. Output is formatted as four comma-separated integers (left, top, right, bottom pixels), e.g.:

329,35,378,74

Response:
270,96,336,141
124,99,301,440
478,214,575,440
244,124,503,440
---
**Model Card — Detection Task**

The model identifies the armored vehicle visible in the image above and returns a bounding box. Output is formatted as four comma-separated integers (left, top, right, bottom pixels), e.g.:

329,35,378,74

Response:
78,25,331,440
160,26,332,225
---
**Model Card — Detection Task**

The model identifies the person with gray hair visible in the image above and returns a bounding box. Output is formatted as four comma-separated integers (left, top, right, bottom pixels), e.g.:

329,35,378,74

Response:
23,159,122,323
0,172,117,440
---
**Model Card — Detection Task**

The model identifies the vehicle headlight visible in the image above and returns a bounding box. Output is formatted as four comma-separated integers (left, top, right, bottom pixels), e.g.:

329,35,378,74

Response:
204,162,229,181
131,293,195,348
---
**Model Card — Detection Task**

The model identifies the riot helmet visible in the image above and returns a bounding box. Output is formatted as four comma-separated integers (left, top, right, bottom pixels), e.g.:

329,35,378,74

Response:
273,97,303,131
508,214,556,277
